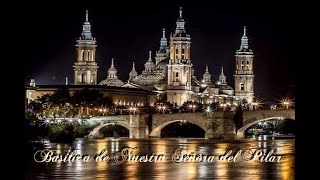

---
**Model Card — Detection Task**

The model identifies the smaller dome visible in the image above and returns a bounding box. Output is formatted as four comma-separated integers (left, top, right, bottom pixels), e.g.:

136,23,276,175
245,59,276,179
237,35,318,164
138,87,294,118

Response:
99,79,124,87
145,61,155,67
108,66,117,72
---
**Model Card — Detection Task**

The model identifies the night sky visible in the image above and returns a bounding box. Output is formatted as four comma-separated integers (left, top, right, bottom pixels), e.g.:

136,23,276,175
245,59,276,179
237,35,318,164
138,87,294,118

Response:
24,1,295,101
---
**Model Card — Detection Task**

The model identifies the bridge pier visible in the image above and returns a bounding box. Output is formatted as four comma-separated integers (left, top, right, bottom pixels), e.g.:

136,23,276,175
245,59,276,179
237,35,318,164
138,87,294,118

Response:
205,112,236,139
236,132,245,139
129,114,148,139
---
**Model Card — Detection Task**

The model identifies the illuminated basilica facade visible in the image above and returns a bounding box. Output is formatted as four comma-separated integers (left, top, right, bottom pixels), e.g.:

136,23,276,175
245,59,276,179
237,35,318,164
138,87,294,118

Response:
73,8,255,107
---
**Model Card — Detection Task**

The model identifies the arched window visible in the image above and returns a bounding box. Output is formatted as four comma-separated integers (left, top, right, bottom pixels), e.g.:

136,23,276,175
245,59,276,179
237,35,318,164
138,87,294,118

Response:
240,83,245,91
82,50,85,61
181,48,185,59
175,48,179,59
82,73,86,83
91,51,94,61
175,72,179,82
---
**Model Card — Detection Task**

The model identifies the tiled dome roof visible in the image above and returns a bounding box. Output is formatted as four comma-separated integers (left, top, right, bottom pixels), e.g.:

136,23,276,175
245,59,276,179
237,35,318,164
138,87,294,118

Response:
99,78,124,87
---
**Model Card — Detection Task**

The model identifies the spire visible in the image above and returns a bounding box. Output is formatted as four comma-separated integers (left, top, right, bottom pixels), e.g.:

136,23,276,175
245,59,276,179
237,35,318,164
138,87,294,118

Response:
85,10,89,22
111,58,114,67
239,26,249,51
129,62,138,80
132,62,135,70
108,58,117,78
148,51,152,62
175,6,186,34
81,10,93,40
179,6,183,18
160,28,168,48
162,28,166,38
144,51,155,73
202,65,211,83
219,66,227,85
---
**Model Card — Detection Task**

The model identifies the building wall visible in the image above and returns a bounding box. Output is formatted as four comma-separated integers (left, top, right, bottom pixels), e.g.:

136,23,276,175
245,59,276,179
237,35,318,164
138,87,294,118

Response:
166,90,192,106
27,86,157,107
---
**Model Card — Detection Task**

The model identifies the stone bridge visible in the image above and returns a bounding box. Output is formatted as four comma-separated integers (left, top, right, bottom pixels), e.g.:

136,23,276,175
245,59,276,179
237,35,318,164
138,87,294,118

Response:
87,109,295,139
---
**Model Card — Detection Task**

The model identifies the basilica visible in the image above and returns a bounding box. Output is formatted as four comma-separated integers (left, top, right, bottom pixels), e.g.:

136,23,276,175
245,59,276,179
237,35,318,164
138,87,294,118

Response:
73,8,255,107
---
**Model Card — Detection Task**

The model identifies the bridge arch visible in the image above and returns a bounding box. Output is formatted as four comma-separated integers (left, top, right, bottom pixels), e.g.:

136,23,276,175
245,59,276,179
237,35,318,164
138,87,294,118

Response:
88,121,130,138
237,116,295,138
149,119,207,138
236,109,295,138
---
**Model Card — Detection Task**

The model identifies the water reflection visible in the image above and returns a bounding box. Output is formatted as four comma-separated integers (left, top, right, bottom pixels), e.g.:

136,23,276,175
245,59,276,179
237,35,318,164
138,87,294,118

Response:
26,139,295,179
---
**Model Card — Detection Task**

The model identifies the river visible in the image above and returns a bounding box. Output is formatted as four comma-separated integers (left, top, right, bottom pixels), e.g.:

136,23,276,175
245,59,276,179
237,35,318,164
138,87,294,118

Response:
25,138,295,179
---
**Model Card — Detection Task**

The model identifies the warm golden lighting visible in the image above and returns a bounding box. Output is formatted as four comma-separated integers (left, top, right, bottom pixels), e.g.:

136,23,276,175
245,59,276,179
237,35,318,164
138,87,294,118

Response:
96,140,108,172
188,103,197,112
251,98,263,110
220,103,227,111
278,97,294,109
205,106,211,114
157,104,167,114
128,106,138,114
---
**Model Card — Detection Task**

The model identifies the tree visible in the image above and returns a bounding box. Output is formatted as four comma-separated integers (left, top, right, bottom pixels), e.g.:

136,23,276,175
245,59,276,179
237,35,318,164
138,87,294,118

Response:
28,100,42,113
50,88,71,105
234,104,243,131
72,88,105,107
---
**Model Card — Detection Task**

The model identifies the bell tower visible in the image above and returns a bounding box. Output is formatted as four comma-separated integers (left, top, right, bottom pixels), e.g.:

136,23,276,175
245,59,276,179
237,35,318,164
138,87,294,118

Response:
234,26,254,103
73,10,98,85
166,7,192,106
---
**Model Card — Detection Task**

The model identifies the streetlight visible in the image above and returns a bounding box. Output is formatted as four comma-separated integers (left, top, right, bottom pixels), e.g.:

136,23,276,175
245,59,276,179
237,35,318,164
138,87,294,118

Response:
279,97,294,109
129,106,137,114
189,103,196,112
252,102,257,110
220,103,227,111
157,104,167,114
251,98,263,110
